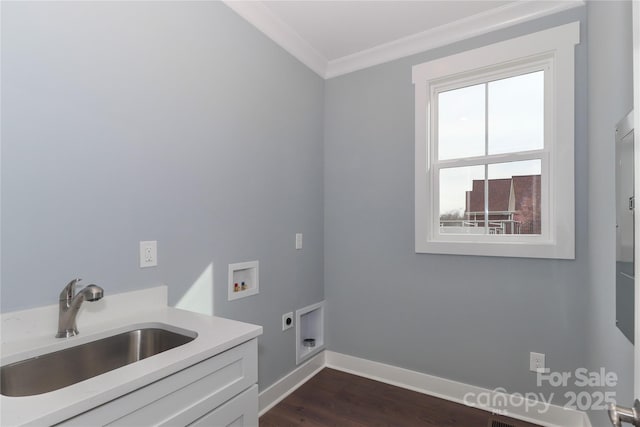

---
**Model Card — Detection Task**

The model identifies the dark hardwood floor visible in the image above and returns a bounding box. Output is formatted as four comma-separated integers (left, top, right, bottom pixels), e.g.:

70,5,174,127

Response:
260,368,542,427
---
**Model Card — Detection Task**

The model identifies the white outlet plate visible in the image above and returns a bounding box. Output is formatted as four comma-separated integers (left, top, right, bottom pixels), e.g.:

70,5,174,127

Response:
139,241,158,268
530,352,546,372
282,312,294,331
295,233,303,250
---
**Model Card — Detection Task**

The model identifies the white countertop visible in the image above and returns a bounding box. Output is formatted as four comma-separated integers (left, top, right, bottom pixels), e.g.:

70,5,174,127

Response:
0,286,263,426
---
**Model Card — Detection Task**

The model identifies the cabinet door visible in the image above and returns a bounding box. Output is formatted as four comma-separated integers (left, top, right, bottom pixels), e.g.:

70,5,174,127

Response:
189,385,258,427
58,339,257,426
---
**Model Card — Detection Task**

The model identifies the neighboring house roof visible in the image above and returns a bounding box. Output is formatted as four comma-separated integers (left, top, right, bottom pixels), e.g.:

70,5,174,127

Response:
465,175,540,215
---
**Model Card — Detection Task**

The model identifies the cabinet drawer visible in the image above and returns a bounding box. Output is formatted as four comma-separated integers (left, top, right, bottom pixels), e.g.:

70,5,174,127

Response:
60,338,257,426
189,384,258,427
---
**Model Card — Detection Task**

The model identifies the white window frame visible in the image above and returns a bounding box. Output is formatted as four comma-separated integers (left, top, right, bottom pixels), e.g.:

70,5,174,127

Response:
412,22,580,259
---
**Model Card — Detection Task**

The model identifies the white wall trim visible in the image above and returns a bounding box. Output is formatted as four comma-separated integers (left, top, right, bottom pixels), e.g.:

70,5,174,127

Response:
324,351,589,427
222,0,583,80
259,350,590,426
258,351,325,417
222,0,327,77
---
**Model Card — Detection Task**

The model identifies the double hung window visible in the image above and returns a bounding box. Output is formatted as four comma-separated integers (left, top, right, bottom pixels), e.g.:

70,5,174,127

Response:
412,22,579,258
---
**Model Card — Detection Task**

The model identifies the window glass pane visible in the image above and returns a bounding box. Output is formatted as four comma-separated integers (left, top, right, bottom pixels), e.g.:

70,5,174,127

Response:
488,71,544,155
487,160,542,235
439,165,485,234
438,83,485,160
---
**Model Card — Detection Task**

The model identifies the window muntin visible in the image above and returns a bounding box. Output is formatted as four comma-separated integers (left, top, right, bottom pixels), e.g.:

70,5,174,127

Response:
434,69,546,238
438,160,542,236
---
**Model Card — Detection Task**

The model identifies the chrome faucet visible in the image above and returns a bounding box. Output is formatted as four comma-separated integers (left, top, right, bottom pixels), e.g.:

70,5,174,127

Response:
56,278,104,338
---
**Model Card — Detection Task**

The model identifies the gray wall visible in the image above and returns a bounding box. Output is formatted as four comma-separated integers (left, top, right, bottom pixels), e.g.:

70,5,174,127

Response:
585,1,634,425
0,1,325,389
324,7,592,403
1,0,635,421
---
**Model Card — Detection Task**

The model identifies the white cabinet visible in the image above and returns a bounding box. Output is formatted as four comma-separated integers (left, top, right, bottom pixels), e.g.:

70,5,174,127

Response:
58,338,258,427
190,385,258,427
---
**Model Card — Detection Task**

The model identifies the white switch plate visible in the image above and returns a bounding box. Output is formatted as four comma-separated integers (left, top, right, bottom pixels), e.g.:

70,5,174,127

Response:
295,233,303,250
530,352,545,372
139,241,157,268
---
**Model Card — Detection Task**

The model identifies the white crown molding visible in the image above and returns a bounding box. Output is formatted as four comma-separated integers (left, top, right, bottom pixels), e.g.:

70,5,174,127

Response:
325,0,585,79
223,0,584,80
222,0,327,77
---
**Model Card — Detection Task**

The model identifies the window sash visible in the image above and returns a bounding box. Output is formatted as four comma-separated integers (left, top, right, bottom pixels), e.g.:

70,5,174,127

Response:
432,155,549,241
428,63,551,242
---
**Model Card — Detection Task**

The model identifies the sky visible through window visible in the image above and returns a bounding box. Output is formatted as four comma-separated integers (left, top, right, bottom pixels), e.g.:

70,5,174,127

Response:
438,71,543,217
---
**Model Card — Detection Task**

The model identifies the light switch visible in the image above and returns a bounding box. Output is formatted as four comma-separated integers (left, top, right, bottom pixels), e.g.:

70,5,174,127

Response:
295,233,303,250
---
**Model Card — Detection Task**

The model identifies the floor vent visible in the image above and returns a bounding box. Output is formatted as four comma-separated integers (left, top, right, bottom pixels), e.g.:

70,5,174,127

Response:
488,420,516,427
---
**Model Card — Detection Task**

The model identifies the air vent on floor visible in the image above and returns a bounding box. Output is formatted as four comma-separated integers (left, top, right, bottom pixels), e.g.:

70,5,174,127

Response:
488,420,516,427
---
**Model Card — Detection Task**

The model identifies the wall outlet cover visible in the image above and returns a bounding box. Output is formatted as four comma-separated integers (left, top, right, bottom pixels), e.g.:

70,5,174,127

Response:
139,241,158,268
530,352,546,373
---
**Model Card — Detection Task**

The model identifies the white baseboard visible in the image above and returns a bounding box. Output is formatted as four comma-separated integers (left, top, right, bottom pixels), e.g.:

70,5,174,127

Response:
259,350,591,427
325,351,589,427
258,351,325,416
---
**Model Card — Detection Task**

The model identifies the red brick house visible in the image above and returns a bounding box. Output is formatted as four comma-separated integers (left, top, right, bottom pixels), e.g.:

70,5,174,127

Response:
463,174,541,234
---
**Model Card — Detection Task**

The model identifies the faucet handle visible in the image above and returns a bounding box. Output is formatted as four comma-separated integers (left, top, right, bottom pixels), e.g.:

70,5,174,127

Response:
59,278,82,300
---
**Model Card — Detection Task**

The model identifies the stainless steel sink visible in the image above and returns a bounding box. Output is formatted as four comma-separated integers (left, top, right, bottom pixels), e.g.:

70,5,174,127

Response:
0,327,196,397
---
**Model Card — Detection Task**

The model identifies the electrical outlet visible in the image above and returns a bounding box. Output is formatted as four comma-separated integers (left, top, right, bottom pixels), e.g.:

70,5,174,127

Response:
139,241,158,268
530,352,546,373
282,312,294,331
